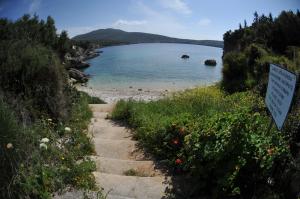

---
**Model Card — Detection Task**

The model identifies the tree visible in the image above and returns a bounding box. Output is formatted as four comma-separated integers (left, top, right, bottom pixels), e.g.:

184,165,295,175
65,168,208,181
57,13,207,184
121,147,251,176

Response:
244,20,247,28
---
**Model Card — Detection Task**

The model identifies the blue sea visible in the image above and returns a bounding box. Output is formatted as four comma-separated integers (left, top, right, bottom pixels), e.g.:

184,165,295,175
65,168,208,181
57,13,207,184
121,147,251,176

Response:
84,43,223,90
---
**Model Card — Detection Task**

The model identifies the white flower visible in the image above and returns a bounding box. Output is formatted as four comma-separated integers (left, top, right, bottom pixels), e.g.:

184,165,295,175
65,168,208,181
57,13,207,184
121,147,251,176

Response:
39,143,48,150
6,143,13,149
47,119,52,122
65,127,71,132
40,138,50,143
267,177,274,185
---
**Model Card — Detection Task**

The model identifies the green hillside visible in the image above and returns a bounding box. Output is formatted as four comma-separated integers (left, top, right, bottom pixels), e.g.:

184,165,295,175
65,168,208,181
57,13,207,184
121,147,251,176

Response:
72,28,224,48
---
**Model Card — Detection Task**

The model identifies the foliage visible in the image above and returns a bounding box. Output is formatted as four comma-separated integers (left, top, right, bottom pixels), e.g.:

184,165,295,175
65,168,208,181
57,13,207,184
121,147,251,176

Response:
0,14,102,198
222,10,300,94
0,40,70,120
111,87,291,198
0,90,96,199
221,52,247,93
0,15,72,58
223,10,300,55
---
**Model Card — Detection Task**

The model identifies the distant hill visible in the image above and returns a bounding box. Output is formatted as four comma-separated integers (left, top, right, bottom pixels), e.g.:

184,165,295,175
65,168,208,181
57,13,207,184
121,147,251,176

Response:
72,28,224,48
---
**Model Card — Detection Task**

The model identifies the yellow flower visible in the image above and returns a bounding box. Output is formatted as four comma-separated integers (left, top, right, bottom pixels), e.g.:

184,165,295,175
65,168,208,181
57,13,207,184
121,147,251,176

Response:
65,127,71,132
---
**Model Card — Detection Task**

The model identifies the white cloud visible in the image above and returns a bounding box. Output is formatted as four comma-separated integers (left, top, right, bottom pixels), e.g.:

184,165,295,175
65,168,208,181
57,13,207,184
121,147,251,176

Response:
113,19,147,27
198,18,211,26
158,0,191,14
28,0,41,14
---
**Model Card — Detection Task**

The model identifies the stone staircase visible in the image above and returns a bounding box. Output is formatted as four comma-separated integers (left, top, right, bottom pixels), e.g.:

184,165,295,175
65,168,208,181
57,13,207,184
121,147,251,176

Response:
89,104,170,199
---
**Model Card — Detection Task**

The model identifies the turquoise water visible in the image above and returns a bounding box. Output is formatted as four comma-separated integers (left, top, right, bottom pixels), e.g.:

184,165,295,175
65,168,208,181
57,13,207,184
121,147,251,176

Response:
84,43,223,90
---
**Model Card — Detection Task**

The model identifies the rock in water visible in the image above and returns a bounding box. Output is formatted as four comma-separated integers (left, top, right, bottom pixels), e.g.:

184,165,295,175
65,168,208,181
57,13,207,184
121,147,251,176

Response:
204,59,217,66
181,54,190,59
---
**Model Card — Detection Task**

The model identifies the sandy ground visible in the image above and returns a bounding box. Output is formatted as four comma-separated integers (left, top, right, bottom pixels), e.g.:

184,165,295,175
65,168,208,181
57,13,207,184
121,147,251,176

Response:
76,85,176,103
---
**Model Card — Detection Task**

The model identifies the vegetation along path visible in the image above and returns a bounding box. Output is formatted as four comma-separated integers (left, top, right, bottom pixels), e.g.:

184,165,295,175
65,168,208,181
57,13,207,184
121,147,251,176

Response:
89,104,171,199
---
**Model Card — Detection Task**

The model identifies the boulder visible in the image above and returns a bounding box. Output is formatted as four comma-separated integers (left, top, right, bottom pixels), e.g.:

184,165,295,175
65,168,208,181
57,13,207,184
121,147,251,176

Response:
181,54,190,59
204,59,217,66
68,68,89,83
69,58,90,69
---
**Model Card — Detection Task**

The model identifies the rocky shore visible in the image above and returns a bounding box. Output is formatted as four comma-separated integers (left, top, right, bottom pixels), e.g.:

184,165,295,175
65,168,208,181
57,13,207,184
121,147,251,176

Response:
66,44,102,83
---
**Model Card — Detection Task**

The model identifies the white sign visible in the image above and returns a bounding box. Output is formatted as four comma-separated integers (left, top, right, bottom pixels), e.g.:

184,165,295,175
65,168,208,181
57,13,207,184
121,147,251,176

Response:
265,64,297,130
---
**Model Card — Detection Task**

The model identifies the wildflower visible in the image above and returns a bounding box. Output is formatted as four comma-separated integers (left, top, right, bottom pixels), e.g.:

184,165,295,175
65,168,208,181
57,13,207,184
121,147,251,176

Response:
6,143,13,149
267,148,275,155
172,138,179,145
61,156,65,160
41,138,50,143
39,143,48,150
267,177,274,186
65,127,71,132
175,158,183,165
47,118,52,122
179,127,185,135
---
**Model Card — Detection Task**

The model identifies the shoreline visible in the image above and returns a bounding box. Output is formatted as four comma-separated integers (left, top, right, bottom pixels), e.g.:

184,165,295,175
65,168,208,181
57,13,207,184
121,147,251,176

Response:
76,81,219,103
76,85,176,103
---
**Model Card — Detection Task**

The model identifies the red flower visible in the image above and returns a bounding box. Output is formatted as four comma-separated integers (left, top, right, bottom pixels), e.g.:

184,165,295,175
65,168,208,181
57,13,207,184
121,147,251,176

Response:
172,138,179,145
175,158,183,164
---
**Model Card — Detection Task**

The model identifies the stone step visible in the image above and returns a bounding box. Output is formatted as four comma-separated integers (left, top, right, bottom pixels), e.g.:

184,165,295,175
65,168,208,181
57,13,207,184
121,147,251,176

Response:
91,119,118,127
93,138,138,160
91,126,132,140
92,111,109,119
94,157,159,176
93,172,169,199
89,104,115,113
107,195,135,199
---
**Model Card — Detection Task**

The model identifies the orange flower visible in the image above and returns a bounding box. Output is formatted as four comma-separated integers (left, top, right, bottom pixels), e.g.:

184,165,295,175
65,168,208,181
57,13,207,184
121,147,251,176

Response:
179,127,185,135
267,148,275,155
172,138,179,145
175,158,183,164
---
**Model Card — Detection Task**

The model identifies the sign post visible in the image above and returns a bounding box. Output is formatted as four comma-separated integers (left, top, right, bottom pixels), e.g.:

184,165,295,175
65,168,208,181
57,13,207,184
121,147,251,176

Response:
265,64,297,130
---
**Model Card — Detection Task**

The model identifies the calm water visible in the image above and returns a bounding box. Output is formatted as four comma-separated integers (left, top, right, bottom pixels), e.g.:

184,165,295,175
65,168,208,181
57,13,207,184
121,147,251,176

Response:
84,43,223,90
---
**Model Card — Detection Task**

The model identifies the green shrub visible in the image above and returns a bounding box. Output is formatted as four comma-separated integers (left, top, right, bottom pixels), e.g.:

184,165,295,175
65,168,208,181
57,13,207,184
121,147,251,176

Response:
0,91,96,199
221,52,248,93
0,40,70,120
0,100,23,197
111,87,291,198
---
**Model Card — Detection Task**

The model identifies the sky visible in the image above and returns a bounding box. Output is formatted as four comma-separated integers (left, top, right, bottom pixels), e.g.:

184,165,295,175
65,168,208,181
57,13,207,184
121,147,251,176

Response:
0,0,299,40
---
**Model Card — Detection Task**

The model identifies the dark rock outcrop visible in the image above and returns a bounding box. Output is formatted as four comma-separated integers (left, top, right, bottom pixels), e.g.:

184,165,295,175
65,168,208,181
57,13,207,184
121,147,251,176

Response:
204,59,217,66
69,58,90,69
181,54,189,59
68,68,89,83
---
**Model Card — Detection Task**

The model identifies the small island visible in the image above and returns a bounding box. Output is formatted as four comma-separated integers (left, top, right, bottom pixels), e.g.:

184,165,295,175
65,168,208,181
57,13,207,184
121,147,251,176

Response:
181,54,190,59
204,59,217,66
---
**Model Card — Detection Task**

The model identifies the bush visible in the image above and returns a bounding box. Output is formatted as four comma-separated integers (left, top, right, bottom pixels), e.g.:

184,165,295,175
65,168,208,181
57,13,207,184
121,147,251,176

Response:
0,91,96,199
0,100,24,197
221,52,248,93
111,87,291,198
0,40,70,120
